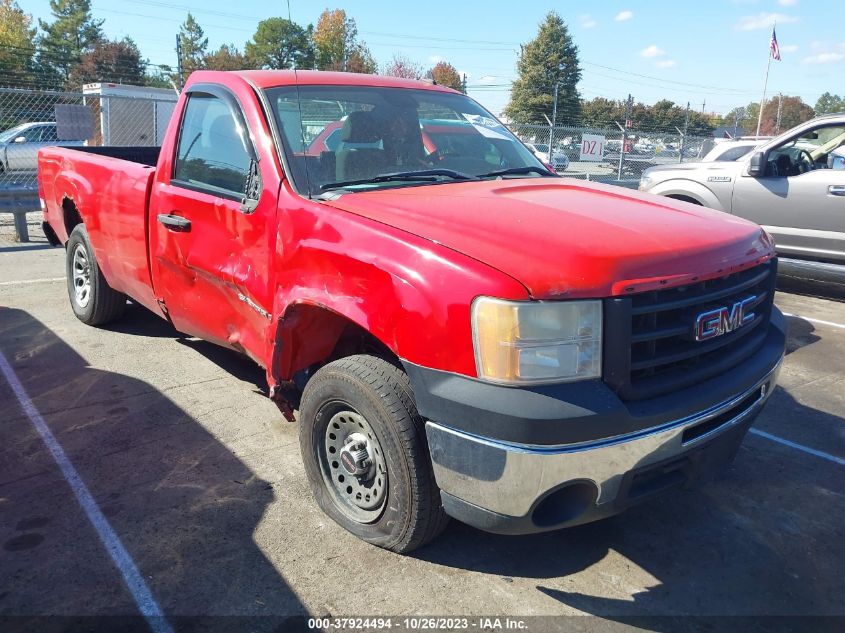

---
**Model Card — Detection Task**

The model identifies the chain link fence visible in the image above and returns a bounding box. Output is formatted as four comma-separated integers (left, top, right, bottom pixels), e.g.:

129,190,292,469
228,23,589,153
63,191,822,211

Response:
1,86,177,188
508,122,713,186
1,85,177,240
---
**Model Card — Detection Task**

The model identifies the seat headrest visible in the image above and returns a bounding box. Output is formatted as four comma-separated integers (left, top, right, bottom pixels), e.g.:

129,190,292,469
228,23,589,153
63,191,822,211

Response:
341,111,381,143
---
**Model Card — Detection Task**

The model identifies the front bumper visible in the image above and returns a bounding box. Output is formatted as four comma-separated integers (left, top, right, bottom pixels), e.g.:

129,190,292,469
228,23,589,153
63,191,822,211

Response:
426,361,778,534
404,315,785,535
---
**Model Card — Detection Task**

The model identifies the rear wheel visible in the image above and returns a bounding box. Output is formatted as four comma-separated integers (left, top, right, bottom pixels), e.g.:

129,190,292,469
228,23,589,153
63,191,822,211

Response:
66,224,126,325
299,355,449,553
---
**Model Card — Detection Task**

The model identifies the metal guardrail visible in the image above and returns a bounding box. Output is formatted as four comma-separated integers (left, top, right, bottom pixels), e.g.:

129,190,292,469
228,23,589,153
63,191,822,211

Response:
0,187,39,242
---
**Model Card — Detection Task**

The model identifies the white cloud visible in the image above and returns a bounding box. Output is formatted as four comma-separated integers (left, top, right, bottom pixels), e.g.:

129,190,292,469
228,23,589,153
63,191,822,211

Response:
615,10,633,22
656,59,678,68
781,44,799,52
427,55,443,65
735,12,799,30
778,0,798,6
579,14,597,29
476,75,500,85
640,45,666,58
802,52,845,65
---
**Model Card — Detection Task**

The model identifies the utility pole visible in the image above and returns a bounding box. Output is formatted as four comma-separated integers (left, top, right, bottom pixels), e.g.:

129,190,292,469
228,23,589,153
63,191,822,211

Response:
175,34,184,90
548,81,562,163
733,111,740,138
775,93,784,134
701,99,706,114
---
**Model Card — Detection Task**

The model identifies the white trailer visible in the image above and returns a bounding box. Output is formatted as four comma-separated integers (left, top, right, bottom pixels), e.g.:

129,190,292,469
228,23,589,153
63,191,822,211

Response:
82,83,178,146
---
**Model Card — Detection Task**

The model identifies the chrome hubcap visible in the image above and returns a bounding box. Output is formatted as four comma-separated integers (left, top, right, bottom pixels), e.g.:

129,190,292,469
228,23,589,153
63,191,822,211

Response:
321,409,387,522
71,244,91,308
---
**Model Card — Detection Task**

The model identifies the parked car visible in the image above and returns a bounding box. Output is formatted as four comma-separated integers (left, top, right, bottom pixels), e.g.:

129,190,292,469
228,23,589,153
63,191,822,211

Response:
0,122,84,173
39,70,785,553
640,113,845,285
524,142,569,170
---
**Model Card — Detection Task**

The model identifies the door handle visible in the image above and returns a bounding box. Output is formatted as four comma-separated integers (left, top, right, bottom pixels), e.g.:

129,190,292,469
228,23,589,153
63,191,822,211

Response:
157,213,191,232
829,185,845,196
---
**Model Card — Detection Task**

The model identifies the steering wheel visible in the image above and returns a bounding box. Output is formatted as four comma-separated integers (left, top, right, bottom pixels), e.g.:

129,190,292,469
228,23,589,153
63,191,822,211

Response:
795,149,814,174
426,148,459,164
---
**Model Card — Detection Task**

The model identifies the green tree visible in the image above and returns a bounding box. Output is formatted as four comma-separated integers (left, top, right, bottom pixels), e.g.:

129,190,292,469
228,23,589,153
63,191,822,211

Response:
245,18,314,70
144,64,175,88
67,37,146,88
427,61,462,91
815,92,845,115
177,12,207,82
0,0,36,87
505,12,581,124
36,0,104,83
204,44,246,71
313,8,374,72
580,97,623,127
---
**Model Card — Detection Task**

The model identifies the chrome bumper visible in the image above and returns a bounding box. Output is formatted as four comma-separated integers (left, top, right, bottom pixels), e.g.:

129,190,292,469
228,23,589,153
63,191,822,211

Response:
426,360,781,520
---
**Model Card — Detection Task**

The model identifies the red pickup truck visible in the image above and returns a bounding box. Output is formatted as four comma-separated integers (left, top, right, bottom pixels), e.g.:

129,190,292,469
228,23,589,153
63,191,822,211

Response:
39,70,785,553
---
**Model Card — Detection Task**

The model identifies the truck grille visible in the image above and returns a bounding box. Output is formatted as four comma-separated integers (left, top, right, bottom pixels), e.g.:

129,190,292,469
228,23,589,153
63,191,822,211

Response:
603,260,777,401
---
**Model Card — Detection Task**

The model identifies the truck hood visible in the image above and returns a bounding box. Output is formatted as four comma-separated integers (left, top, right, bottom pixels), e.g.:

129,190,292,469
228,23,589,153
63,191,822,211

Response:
644,160,738,176
322,178,774,299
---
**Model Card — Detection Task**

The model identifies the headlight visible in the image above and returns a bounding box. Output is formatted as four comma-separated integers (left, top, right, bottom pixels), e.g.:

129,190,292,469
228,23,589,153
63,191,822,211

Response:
471,297,602,385
638,174,653,191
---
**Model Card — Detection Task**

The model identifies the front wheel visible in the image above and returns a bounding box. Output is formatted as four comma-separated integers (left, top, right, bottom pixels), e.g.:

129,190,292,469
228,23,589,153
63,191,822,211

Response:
299,355,449,553
66,224,127,325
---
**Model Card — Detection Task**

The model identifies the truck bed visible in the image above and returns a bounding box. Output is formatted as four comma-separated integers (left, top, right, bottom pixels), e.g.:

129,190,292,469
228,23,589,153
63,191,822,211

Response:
38,144,161,316
65,145,160,167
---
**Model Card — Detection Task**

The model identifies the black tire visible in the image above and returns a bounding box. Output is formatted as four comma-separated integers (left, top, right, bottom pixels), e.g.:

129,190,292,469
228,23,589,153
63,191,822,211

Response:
299,355,449,553
66,224,126,326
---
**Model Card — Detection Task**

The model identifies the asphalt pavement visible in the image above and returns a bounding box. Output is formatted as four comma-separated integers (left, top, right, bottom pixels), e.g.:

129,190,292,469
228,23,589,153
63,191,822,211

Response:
1,234,842,633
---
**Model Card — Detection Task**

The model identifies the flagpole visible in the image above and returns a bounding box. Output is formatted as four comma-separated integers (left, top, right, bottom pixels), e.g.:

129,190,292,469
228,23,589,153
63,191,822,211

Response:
756,22,775,137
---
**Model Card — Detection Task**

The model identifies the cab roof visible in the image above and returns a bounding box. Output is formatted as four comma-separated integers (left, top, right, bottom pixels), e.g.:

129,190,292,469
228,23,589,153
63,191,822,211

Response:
221,70,458,93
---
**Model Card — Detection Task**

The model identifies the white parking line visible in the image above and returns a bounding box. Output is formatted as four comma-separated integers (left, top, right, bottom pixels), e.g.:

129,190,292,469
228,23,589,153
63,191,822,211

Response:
750,428,845,466
0,277,65,286
783,313,845,331
0,351,173,633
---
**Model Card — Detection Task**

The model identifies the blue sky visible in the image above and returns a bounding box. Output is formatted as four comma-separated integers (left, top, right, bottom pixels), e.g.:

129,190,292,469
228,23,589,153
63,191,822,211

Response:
18,0,845,116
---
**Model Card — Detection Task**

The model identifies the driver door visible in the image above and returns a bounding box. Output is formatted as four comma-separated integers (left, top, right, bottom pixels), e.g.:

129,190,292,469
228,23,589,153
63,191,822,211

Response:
732,124,845,263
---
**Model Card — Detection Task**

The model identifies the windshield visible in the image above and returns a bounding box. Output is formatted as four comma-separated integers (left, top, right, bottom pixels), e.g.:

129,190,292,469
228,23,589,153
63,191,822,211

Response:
703,144,756,162
0,124,27,143
265,84,546,196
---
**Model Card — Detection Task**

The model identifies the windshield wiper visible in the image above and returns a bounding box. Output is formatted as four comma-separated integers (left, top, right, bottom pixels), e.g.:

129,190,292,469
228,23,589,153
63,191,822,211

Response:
320,169,479,192
477,166,558,179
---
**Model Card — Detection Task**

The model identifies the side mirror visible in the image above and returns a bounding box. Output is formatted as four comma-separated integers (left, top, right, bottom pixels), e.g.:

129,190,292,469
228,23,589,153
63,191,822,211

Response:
829,155,845,171
13,136,27,143
748,151,765,177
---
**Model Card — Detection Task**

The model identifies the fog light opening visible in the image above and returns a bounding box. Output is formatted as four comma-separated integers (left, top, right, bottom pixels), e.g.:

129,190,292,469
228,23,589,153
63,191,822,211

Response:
531,481,598,528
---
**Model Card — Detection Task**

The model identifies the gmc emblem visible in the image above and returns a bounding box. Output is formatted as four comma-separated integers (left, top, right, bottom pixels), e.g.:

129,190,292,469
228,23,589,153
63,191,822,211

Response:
694,296,756,342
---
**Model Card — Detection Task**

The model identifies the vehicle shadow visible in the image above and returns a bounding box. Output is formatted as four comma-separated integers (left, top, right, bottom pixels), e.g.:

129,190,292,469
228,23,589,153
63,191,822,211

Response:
416,388,843,624
0,307,306,629
103,302,268,395
784,314,820,355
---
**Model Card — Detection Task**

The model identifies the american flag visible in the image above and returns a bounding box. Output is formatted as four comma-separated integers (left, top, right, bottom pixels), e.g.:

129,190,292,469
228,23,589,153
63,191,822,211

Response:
770,27,781,61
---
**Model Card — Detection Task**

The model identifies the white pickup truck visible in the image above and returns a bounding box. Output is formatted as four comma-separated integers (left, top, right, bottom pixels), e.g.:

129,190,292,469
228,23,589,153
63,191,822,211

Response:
640,114,845,287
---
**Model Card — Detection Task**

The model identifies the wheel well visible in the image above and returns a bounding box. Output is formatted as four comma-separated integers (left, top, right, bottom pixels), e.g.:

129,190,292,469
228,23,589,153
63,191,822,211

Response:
62,197,83,238
665,194,702,205
276,303,400,390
